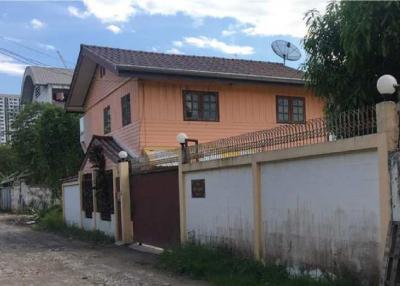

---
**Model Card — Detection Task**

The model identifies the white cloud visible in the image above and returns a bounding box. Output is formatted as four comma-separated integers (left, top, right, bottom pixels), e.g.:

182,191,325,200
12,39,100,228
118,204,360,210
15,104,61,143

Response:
106,24,122,34
30,18,45,30
222,29,236,37
68,6,90,19
166,48,183,54
183,36,254,55
0,55,26,76
37,43,56,51
133,0,327,37
71,0,135,23
70,0,327,37
173,41,183,47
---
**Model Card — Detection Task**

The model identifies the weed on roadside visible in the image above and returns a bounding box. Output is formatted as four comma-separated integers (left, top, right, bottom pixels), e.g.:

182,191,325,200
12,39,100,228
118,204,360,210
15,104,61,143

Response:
34,205,114,244
158,244,358,286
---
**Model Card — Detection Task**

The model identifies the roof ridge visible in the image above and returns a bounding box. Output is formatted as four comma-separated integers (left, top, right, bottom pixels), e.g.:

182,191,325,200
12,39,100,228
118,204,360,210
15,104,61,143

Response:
82,44,301,72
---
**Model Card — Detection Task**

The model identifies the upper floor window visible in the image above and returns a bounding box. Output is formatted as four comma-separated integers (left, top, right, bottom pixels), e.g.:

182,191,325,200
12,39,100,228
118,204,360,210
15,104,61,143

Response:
99,66,106,78
183,90,219,121
276,96,305,124
121,94,131,127
103,106,111,134
52,89,68,103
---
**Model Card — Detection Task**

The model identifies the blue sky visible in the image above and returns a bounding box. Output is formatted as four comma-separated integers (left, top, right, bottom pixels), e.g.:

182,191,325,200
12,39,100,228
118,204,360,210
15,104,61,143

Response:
0,0,327,94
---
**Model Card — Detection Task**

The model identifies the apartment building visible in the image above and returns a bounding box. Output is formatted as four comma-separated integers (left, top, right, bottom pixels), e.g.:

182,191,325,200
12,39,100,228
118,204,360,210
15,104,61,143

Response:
0,94,20,144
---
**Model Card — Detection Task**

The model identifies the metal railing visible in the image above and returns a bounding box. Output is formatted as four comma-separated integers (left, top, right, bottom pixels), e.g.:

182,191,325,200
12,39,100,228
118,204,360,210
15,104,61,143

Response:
186,105,377,162
130,149,180,171
130,105,377,169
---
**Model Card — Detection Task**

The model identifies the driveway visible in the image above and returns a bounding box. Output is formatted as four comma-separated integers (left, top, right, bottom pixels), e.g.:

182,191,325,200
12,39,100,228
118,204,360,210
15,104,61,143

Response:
0,213,205,286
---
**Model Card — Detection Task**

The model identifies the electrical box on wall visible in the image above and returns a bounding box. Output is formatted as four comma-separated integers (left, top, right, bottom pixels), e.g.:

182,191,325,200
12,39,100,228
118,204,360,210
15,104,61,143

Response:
191,179,205,198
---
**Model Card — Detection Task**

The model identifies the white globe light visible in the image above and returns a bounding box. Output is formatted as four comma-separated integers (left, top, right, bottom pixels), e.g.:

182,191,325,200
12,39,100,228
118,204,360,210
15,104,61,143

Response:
176,132,188,144
118,150,128,159
377,74,398,95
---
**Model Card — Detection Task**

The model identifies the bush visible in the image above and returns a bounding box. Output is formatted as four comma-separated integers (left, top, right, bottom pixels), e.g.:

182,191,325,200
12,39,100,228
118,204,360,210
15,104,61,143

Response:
158,244,358,286
35,206,114,244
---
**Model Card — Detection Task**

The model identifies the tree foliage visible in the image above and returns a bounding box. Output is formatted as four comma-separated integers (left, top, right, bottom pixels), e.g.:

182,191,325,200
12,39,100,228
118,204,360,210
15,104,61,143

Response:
303,1,400,114
11,103,83,196
0,144,18,180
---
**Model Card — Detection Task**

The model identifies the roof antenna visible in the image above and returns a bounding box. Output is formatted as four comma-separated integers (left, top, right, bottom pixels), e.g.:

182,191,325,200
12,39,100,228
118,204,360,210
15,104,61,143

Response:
56,50,68,68
271,40,301,65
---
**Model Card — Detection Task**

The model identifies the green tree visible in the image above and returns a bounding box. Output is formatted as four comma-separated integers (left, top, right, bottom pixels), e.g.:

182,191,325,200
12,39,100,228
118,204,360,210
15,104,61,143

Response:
303,1,400,114
12,103,83,196
0,144,18,180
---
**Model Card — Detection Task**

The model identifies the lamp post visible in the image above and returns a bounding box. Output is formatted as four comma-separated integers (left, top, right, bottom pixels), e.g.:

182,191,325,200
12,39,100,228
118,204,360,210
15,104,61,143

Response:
176,133,199,164
176,133,189,164
377,74,398,101
118,150,128,162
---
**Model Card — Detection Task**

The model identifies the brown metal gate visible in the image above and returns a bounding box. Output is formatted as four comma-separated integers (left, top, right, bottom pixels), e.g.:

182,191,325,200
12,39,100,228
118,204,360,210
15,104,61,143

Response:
130,167,180,248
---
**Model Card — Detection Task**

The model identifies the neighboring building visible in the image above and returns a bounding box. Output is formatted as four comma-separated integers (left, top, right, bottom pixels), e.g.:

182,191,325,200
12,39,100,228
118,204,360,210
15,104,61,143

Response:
0,94,20,144
66,44,325,157
20,66,73,107
0,172,52,212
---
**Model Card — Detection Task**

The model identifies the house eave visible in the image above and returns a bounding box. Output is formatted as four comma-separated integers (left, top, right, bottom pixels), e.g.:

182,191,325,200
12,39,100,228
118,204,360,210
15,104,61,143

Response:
117,64,305,85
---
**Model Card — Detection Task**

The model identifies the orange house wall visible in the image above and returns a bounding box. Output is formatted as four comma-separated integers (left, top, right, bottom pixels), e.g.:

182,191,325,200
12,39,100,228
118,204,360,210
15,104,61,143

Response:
139,79,324,149
82,68,324,157
82,68,141,156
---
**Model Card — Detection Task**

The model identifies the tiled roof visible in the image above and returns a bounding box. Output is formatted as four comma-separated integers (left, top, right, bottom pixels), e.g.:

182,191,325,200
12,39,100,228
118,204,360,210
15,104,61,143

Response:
26,66,73,86
82,45,304,83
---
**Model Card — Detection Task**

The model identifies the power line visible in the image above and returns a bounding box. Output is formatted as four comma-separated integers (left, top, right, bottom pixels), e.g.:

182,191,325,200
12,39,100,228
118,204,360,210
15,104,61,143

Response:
0,35,74,66
0,47,48,66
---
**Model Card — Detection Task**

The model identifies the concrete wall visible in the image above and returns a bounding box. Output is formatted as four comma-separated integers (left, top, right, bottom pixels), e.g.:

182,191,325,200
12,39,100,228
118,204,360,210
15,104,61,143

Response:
181,132,385,283
63,183,81,227
95,213,115,237
261,151,380,280
10,179,52,211
82,211,94,231
185,166,253,253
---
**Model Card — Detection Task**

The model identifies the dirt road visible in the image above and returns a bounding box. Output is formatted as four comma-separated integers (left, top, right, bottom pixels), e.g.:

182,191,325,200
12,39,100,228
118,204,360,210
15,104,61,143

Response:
0,213,205,286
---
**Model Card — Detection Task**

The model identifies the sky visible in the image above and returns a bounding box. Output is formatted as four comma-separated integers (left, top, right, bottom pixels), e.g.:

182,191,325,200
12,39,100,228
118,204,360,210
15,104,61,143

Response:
0,0,328,94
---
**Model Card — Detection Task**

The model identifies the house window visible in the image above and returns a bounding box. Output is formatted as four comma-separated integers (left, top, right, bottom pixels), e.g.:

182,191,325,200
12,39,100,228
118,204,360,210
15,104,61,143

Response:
276,96,305,123
103,106,111,134
96,170,114,221
34,86,40,98
183,91,219,121
52,89,68,103
121,94,131,126
99,66,106,78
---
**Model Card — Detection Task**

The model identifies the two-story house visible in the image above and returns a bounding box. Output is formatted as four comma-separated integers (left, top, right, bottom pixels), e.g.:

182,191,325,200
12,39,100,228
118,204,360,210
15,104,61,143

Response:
64,44,324,241
67,45,324,158
21,66,73,107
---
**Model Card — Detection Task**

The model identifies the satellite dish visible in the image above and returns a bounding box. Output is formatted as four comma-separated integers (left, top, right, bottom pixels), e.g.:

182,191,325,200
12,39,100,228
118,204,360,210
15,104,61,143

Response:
271,40,301,65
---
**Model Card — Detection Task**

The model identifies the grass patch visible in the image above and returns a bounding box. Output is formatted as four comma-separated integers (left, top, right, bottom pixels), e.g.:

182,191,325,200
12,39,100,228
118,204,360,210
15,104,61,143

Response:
158,244,359,286
34,205,114,244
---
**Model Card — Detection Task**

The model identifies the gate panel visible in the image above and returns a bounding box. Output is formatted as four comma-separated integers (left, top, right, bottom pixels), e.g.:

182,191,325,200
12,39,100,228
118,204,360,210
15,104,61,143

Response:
0,188,11,211
130,168,180,248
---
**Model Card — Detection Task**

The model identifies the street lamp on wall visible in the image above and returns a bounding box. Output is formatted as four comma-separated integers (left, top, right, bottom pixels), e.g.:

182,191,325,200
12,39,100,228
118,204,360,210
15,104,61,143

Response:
377,74,398,101
118,150,128,162
176,133,199,164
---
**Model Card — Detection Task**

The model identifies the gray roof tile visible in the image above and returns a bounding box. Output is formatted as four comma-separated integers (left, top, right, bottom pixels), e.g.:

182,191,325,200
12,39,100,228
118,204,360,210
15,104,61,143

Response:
82,45,304,82
26,66,73,86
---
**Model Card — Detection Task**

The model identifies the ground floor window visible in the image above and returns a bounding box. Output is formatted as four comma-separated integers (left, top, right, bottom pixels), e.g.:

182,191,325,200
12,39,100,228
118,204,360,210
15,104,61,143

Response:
96,170,114,221
82,174,93,218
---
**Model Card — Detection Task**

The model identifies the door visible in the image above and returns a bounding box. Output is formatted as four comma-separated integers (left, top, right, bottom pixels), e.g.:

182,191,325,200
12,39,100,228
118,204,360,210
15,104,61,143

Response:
130,167,180,248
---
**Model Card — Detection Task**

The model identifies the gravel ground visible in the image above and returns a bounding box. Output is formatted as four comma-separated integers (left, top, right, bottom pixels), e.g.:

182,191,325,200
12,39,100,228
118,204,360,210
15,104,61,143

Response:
0,213,206,286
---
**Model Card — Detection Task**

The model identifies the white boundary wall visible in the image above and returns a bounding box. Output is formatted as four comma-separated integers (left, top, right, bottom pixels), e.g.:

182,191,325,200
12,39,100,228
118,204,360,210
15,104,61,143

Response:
185,166,253,253
261,151,380,276
181,133,386,283
63,182,81,227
